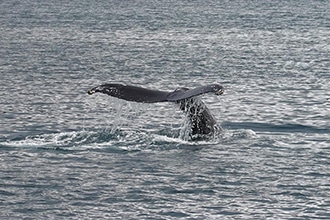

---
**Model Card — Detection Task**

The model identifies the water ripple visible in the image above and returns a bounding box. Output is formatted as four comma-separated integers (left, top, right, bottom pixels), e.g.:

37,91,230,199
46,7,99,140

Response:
1,0,330,219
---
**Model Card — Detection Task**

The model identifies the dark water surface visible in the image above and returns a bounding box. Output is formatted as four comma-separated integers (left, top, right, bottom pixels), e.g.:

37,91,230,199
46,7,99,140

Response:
1,0,329,219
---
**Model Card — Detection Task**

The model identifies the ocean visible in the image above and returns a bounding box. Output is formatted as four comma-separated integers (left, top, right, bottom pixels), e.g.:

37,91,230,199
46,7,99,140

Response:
0,0,329,219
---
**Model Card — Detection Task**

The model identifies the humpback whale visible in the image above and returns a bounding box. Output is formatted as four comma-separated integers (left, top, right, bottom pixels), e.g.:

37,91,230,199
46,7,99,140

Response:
88,83,224,139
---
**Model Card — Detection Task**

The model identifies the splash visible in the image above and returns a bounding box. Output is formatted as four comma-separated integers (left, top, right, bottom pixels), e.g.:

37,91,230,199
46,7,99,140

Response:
2,130,118,150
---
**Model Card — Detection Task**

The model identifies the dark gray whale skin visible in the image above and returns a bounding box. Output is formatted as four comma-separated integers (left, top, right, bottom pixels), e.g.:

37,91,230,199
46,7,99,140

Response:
88,83,224,138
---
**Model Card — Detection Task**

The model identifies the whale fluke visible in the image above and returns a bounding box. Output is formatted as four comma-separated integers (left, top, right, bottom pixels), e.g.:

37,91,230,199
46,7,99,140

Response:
87,83,224,103
87,83,224,139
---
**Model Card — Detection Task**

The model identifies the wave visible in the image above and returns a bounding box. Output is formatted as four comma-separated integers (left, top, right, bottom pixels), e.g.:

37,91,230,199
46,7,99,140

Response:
0,127,256,152
222,121,330,134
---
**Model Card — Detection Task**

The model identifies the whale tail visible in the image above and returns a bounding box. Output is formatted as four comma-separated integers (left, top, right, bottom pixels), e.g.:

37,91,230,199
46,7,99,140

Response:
87,83,224,138
178,97,219,138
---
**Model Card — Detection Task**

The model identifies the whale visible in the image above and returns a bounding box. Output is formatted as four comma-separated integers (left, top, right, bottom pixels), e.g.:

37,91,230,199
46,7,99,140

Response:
87,83,224,139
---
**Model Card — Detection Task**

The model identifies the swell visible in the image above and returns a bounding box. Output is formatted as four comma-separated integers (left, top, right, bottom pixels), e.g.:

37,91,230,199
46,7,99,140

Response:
222,121,329,134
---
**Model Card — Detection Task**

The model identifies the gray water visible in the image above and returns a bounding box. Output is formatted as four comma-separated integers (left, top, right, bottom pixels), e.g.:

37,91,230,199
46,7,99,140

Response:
1,0,330,219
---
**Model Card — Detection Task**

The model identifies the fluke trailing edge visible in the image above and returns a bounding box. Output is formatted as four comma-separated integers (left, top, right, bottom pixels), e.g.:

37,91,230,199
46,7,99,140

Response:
87,83,224,139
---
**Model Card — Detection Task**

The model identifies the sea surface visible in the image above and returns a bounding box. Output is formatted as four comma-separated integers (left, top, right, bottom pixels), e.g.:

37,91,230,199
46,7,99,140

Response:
0,0,329,219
